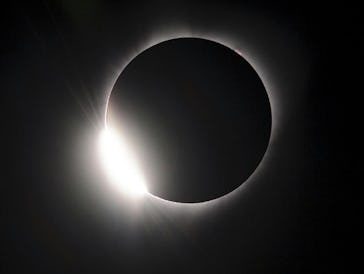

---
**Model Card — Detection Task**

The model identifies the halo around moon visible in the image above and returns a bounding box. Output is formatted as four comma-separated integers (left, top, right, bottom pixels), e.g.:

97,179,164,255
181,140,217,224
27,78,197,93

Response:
103,36,272,204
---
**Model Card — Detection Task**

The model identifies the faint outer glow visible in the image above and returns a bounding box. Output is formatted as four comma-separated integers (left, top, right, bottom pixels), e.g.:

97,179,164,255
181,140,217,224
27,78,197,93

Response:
99,128,148,197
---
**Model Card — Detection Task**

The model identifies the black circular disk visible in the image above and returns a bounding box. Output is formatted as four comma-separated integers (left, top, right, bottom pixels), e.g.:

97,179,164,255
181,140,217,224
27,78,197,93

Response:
107,38,271,203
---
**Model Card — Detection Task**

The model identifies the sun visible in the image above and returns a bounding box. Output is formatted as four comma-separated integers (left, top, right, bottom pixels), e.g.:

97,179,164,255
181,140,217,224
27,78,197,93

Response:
99,128,148,197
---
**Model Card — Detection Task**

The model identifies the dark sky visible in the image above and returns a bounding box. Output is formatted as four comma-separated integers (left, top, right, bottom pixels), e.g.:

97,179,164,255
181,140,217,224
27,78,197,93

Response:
2,1,361,273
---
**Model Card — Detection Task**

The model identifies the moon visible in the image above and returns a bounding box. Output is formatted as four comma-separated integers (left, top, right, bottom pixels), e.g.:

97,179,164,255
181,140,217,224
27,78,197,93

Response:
105,37,271,203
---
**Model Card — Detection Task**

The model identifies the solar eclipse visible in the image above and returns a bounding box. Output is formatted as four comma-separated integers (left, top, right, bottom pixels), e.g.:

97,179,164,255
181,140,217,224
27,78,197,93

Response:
102,37,271,203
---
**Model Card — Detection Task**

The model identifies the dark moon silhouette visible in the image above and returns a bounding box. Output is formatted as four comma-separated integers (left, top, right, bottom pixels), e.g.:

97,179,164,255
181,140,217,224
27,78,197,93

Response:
106,38,271,203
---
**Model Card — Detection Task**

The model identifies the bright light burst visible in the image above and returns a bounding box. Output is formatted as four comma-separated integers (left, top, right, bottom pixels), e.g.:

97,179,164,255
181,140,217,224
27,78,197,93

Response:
99,128,148,197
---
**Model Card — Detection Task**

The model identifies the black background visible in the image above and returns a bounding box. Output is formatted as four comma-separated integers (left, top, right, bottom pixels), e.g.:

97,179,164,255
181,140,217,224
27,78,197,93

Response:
2,1,361,273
